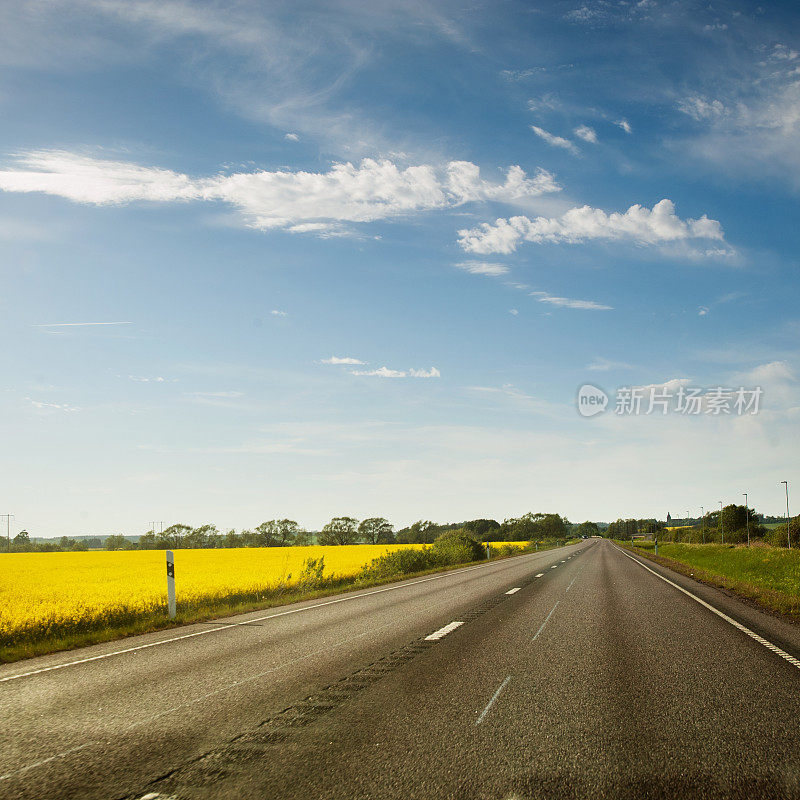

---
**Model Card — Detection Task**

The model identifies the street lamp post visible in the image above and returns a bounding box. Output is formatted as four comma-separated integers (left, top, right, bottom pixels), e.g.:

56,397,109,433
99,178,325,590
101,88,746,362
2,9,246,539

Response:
781,481,791,549
700,507,705,544
719,501,724,544
686,510,691,543
743,493,750,547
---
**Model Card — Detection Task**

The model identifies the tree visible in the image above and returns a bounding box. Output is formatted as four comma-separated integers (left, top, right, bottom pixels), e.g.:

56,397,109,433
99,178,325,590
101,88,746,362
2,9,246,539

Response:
396,520,438,544
105,534,133,551
294,529,312,546
12,530,31,551
185,524,218,549
462,519,501,541
318,517,359,545
358,518,394,545
157,524,192,549
275,519,302,546
138,531,157,549
576,521,599,538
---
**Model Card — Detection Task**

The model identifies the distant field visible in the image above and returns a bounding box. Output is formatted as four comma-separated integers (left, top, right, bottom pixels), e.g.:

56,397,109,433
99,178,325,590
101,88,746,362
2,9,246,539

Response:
0,542,530,661
621,541,800,620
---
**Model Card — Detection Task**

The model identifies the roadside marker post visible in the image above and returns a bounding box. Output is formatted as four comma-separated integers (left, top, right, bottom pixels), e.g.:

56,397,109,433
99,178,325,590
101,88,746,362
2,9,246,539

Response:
166,550,176,619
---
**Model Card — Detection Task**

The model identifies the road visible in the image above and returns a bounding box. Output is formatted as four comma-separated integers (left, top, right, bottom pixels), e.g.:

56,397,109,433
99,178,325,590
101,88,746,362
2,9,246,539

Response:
2,539,800,799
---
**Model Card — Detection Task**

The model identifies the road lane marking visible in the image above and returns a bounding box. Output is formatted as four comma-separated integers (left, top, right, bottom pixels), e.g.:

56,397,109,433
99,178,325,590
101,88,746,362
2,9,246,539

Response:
506,588,521,595
566,574,579,592
476,675,511,725
532,601,560,642
0,620,400,782
614,545,800,671
535,573,544,578
425,621,464,641
550,565,557,569
561,560,566,563
0,549,567,685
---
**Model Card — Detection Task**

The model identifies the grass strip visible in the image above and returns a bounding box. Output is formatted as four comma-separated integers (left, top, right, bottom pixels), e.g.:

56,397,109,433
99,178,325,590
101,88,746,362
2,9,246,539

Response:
617,540,800,622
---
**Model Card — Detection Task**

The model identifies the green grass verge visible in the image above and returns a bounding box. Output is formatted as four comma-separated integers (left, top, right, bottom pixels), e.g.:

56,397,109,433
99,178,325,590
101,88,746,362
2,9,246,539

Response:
617,540,800,621
1,541,566,664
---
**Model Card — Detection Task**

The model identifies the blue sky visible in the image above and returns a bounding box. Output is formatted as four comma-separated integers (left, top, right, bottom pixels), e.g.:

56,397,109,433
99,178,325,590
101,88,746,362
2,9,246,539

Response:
2,0,799,536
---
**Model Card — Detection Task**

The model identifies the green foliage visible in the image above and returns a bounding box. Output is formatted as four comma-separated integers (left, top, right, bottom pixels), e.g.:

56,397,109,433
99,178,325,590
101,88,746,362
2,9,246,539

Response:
317,517,360,545
396,520,439,544
358,517,394,544
297,557,326,589
576,521,600,538
359,548,432,579
104,534,134,551
499,513,568,541
430,529,486,566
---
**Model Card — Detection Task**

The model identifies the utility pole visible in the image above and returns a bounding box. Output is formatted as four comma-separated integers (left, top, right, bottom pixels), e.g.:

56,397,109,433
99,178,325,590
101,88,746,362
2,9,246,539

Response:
719,501,724,544
686,509,690,543
743,493,749,547
1,514,14,552
700,507,705,544
781,481,791,549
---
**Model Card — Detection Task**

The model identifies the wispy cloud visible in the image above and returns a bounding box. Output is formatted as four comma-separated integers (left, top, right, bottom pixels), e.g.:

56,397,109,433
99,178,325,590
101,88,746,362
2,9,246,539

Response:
27,398,79,412
453,260,509,276
350,366,440,378
458,199,724,255
574,125,597,143
34,321,133,327
588,357,634,371
531,125,579,154
284,133,299,142
530,291,612,310
320,356,366,365
0,150,561,236
270,309,288,317
615,119,632,134
128,375,176,383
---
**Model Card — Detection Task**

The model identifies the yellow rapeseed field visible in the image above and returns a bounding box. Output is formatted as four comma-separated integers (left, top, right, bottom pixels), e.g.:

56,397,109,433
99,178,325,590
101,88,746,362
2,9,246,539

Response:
0,541,530,657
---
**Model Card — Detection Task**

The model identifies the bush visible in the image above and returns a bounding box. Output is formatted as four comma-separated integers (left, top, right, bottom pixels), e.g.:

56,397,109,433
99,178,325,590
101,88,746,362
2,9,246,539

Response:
430,529,486,566
359,548,433,579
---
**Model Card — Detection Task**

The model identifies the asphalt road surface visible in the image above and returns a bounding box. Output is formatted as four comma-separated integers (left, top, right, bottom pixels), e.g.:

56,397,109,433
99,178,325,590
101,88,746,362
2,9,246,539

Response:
3,539,800,800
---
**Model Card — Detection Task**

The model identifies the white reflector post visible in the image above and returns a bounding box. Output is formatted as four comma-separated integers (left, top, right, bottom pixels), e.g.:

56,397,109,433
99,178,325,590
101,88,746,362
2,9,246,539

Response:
166,549,176,619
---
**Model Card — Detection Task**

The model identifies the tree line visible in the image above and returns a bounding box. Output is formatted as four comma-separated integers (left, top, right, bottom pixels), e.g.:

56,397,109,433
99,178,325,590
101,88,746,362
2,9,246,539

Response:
4,512,577,552
608,504,800,548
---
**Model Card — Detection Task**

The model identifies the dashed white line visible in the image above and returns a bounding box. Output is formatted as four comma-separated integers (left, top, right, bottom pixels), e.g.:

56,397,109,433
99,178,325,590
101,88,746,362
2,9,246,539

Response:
1,552,558,685
550,565,558,569
613,545,800,671
506,588,522,595
532,601,560,642
476,675,511,725
425,621,464,641
535,573,545,578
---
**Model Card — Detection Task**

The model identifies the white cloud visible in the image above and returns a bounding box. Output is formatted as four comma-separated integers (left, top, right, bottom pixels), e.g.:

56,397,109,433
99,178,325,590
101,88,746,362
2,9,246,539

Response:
458,199,725,255
350,365,440,378
509,308,519,316
27,398,79,412
530,291,612,310
698,306,709,316
678,96,727,122
190,391,244,398
453,260,509,276
531,125,579,154
615,119,632,134
588,357,634,371
284,133,300,141
270,309,288,316
128,375,175,383
574,125,598,143
742,361,795,385
321,356,366,365
34,321,133,327
0,151,561,234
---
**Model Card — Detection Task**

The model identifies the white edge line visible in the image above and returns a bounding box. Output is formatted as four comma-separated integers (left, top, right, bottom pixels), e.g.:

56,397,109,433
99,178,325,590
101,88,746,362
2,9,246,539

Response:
425,621,464,641
2,550,563,684
476,675,511,725
532,601,560,642
612,544,800,670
